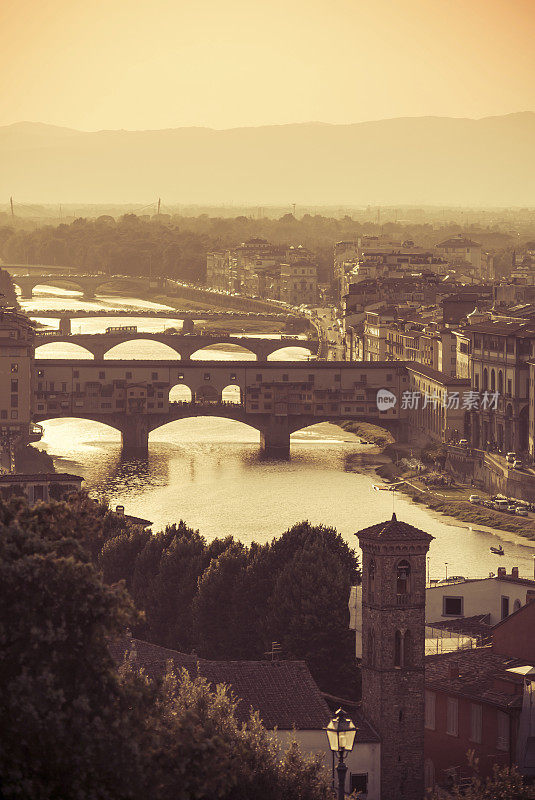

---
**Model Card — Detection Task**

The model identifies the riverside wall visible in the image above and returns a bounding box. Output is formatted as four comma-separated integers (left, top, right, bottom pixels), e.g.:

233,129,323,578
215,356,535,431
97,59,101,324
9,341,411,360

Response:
446,446,535,501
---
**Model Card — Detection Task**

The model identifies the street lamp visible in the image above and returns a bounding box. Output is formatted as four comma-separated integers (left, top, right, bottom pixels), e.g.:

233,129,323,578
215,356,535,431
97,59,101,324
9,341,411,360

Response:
325,708,357,800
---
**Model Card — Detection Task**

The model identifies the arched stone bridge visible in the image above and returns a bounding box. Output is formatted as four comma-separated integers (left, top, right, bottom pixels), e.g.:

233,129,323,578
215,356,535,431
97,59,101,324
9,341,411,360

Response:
13,273,164,299
35,331,318,361
32,359,410,457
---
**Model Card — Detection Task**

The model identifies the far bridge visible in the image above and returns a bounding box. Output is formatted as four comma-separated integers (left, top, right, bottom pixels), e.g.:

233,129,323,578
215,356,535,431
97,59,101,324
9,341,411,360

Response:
32,359,409,457
35,331,318,361
12,272,165,300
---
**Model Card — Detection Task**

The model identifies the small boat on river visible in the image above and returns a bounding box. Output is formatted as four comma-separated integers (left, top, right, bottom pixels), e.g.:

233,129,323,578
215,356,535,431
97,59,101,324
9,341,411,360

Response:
490,545,504,555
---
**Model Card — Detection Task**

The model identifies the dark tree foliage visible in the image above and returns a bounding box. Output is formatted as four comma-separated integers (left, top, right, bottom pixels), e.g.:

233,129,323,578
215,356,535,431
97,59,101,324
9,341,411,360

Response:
0,496,334,800
102,518,360,696
0,268,18,307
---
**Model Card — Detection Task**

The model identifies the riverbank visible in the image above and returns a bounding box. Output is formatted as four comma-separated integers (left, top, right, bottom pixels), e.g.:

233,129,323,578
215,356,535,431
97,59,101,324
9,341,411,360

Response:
339,420,535,542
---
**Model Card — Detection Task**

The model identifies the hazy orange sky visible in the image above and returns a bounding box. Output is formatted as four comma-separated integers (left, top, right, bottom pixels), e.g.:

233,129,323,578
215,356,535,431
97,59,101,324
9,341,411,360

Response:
2,0,535,130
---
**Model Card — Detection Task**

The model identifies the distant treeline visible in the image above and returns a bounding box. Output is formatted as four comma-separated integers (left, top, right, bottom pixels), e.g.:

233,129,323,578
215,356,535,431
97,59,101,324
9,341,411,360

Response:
0,214,519,286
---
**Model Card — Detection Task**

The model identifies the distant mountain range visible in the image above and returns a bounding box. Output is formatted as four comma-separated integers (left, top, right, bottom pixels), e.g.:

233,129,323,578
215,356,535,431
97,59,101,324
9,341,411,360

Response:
1,113,534,206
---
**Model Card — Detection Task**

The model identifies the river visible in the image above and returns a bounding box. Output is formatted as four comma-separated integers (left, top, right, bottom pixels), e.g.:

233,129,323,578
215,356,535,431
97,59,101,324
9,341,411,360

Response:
23,287,535,581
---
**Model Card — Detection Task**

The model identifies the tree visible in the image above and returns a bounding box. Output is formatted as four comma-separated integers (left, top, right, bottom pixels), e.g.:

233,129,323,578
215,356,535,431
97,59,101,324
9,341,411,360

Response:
431,763,535,799
0,496,334,800
268,537,358,696
192,542,252,659
0,507,147,800
141,667,333,800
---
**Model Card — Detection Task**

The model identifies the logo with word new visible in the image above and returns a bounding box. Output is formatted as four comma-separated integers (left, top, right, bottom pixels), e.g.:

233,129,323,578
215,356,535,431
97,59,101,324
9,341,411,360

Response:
376,388,397,411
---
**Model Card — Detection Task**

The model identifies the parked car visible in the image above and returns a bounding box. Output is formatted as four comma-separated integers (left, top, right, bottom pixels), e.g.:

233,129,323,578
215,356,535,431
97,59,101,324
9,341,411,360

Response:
506,452,517,463
507,504,517,514
459,439,469,447
512,460,524,470
515,506,528,517
494,499,509,512
469,495,481,504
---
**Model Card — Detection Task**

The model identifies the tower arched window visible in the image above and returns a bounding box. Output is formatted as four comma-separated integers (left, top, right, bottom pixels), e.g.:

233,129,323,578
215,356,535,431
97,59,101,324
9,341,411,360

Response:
483,368,488,391
368,559,376,602
498,371,504,395
491,369,496,392
396,560,411,596
394,630,402,667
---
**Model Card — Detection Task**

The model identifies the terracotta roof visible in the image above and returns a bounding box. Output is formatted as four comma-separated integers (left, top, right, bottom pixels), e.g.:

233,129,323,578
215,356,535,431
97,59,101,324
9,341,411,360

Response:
425,646,525,709
110,637,332,730
356,513,434,543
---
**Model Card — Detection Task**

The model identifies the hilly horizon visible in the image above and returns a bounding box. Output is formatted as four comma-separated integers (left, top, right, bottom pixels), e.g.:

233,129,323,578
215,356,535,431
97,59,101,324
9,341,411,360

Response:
2,112,534,206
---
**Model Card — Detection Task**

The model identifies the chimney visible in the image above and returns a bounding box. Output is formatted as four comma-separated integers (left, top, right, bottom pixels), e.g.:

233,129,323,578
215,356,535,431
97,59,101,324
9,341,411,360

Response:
511,567,519,579
497,567,506,578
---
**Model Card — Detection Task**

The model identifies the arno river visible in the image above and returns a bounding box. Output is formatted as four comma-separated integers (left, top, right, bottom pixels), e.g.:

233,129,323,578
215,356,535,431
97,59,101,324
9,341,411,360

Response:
24,288,535,581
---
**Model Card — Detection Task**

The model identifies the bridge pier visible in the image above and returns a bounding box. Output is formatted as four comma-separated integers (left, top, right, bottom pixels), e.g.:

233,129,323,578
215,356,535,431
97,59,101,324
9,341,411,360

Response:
260,417,291,459
120,416,149,453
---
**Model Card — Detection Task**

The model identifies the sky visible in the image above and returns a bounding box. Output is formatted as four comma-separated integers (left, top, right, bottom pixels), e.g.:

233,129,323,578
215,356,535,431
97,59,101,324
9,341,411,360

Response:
1,0,535,131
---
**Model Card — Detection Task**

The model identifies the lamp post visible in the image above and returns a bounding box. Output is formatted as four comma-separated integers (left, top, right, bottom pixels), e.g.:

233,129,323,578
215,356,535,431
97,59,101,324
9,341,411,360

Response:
325,708,357,800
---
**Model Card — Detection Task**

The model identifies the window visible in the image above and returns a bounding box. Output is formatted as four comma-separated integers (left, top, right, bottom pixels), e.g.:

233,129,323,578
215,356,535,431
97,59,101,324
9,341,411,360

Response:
397,560,410,595
350,774,368,795
38,369,44,377
256,374,262,382
11,395,18,407
475,373,479,391
99,371,105,380
126,371,132,379
230,374,237,381
61,382,66,392
446,698,458,736
0,410,6,419
11,363,18,373
74,370,79,378
204,373,211,381
501,596,510,620
470,704,482,743
507,379,512,396
443,596,463,616
308,374,314,383
11,380,18,393
10,410,18,420
497,711,509,751
424,759,435,792
151,372,158,380
425,691,436,730
282,374,288,382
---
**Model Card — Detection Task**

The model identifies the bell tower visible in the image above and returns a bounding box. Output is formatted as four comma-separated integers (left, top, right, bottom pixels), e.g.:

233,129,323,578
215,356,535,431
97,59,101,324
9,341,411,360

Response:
356,513,433,800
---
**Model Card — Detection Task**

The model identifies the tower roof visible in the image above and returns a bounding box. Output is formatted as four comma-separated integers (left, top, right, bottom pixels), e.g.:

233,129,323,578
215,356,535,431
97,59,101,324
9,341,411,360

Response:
356,513,434,544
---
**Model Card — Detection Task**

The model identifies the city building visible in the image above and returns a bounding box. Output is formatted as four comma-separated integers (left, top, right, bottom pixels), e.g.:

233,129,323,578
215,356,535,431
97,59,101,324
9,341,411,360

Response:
0,307,39,469
280,259,318,305
464,319,535,453
0,472,83,504
424,597,535,787
426,567,535,627
435,235,482,272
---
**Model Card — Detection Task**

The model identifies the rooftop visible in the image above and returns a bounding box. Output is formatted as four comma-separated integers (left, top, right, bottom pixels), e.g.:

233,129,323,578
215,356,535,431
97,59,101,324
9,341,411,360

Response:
437,236,481,248
356,512,434,544
425,646,527,709
110,636,335,731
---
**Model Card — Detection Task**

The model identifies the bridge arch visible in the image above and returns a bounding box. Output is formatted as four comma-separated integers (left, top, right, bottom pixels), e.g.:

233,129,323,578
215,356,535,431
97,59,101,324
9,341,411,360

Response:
103,340,181,360
169,383,193,403
33,415,123,439
190,343,257,361
267,345,314,361
35,342,94,360
149,415,261,442
33,279,86,295
221,384,242,404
